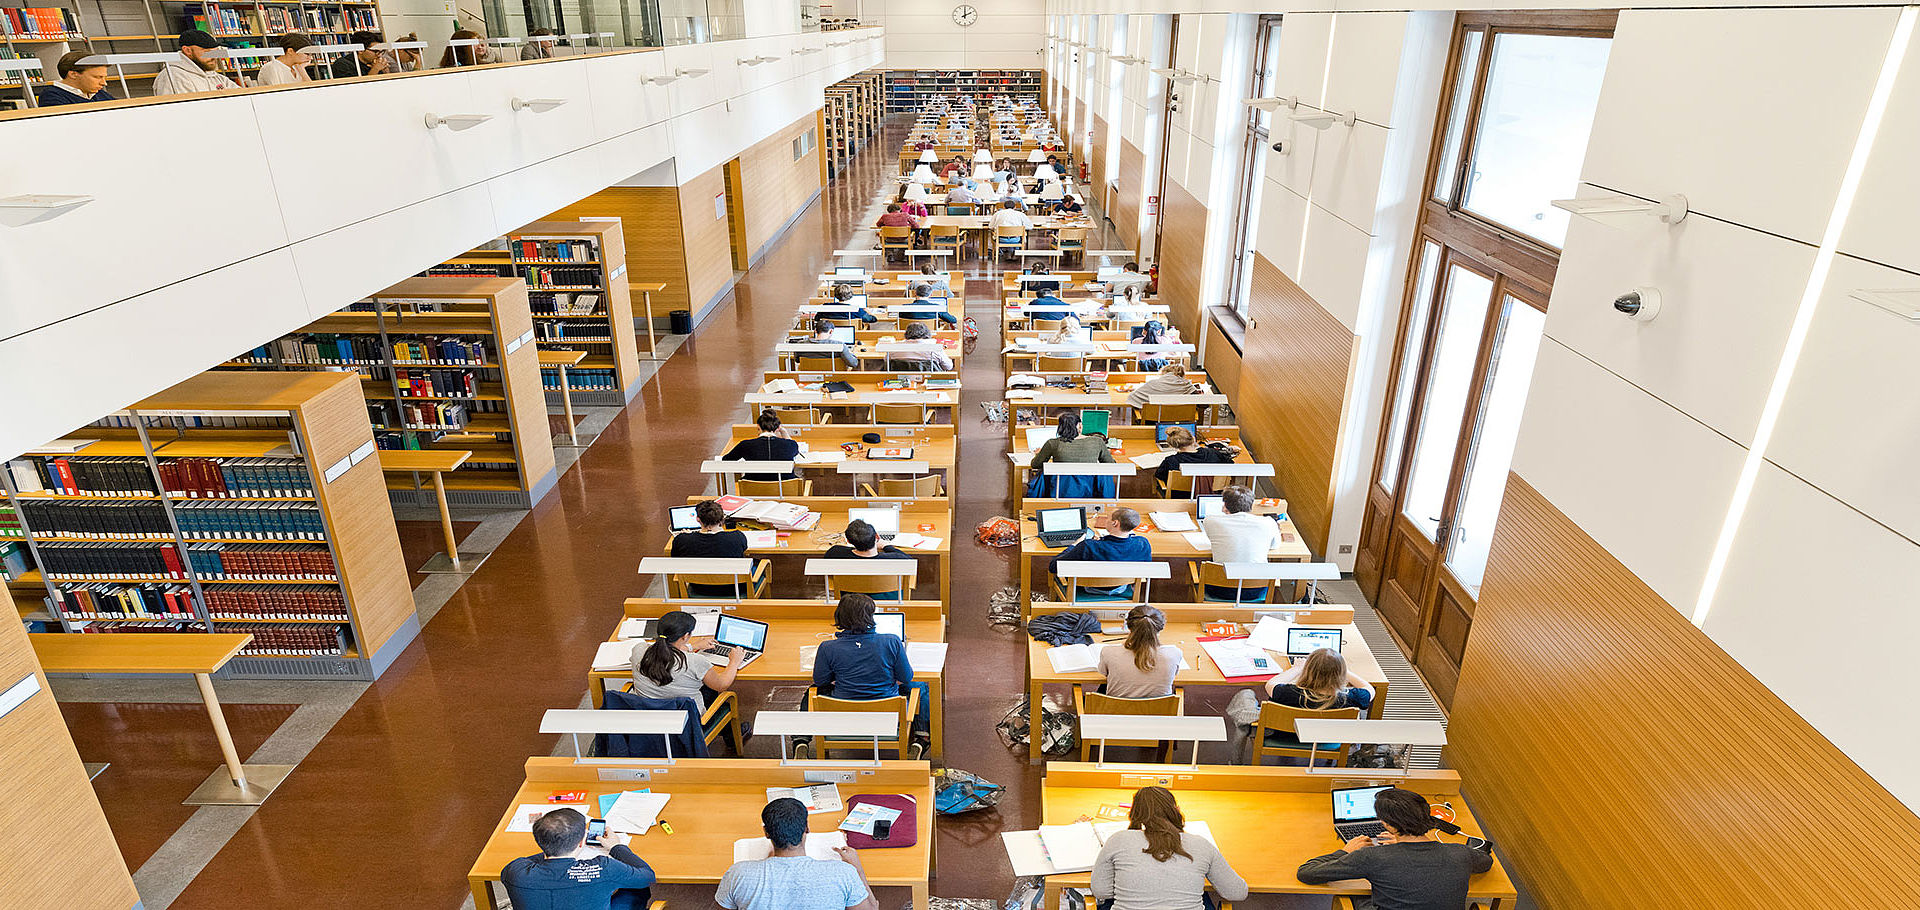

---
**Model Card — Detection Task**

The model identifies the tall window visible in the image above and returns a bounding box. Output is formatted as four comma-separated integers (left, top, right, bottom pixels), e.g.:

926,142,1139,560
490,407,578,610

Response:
1354,11,1613,705
1222,15,1282,319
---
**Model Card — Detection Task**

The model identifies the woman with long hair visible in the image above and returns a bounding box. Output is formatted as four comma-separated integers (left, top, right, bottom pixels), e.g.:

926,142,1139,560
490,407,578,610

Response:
628,610,743,712
1267,647,1375,712
440,29,490,67
1092,786,1248,910
1095,605,1181,698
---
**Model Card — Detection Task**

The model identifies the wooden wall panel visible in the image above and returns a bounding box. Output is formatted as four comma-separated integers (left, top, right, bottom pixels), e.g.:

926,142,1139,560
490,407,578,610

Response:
1089,115,1110,211
0,589,140,910
1114,138,1145,249
738,110,826,263
1156,180,1208,341
1203,317,1242,404
678,165,736,317
1237,253,1354,556
544,187,694,322
1451,475,1920,907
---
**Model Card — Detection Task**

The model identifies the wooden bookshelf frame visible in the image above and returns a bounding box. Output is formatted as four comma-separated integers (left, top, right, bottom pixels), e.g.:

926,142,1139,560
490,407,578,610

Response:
884,69,1042,113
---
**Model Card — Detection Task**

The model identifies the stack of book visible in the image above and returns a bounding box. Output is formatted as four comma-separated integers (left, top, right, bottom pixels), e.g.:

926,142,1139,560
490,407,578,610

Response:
204,586,349,621
8,456,158,496
717,497,821,531
53,584,197,621
33,542,189,580
222,623,347,657
171,502,327,540
1,6,82,38
516,239,597,262
16,500,171,537
184,545,337,581
394,368,478,399
158,457,310,498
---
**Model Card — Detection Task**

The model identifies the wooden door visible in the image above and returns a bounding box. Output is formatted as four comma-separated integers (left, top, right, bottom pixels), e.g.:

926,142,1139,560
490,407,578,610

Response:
722,158,749,271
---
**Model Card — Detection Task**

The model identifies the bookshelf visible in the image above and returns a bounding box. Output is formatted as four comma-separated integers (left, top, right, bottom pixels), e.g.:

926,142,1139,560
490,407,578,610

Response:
1,4,84,109
825,70,881,177
0,371,418,680
228,276,558,509
884,69,1042,113
424,220,642,408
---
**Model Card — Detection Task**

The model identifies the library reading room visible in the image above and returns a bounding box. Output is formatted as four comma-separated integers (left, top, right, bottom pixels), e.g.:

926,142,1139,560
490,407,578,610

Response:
3,1,1917,909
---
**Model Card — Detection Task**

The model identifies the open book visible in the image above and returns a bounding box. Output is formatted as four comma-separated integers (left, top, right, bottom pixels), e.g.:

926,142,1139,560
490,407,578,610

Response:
733,831,847,862
1002,820,1217,875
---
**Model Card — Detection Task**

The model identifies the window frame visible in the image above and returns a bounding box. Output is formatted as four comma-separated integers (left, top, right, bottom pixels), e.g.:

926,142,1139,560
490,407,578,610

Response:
1221,14,1284,322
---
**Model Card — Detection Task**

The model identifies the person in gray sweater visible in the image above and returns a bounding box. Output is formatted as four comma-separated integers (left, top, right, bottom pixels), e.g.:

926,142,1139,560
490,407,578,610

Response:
1297,787,1495,910
1091,786,1248,910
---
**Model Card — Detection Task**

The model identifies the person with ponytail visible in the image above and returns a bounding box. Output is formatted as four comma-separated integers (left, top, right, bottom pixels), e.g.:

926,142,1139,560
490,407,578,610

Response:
629,610,743,713
1267,647,1374,713
1091,786,1247,910
1094,604,1182,698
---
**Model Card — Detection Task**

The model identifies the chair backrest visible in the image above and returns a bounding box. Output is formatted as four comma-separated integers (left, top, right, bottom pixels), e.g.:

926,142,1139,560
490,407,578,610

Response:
770,406,825,425
996,224,1026,242
874,474,943,497
1036,354,1085,372
1260,701,1362,735
899,318,939,334
827,566,916,597
872,402,928,424
599,690,707,758
1137,402,1201,424
737,477,808,496
1083,691,1182,717
944,203,973,215
1193,560,1276,598
1057,227,1088,245
793,355,841,373
1030,318,1064,333
811,691,911,745
931,223,961,239
1112,319,1148,334
880,226,912,245
674,571,753,590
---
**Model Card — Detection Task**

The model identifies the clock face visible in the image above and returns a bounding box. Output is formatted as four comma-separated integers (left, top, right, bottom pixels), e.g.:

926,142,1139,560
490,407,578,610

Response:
952,4,977,27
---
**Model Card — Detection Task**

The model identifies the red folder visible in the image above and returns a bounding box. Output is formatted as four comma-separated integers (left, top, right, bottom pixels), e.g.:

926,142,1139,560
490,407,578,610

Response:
842,794,918,849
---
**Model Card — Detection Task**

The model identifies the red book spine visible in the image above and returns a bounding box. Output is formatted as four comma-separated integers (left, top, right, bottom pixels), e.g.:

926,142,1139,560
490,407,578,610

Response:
52,458,78,495
158,544,185,580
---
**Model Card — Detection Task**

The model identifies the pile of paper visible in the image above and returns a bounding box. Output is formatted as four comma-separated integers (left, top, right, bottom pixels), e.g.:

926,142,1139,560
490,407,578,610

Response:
603,790,671,834
767,783,842,814
733,831,846,862
1199,637,1281,678
1002,819,1216,876
839,802,903,835
593,640,638,671
1149,511,1197,532
729,500,819,530
905,641,949,672
889,532,942,550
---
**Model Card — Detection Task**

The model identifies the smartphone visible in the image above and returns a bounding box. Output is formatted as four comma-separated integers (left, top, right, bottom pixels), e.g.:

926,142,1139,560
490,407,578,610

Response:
586,818,607,845
1465,835,1492,854
871,818,892,841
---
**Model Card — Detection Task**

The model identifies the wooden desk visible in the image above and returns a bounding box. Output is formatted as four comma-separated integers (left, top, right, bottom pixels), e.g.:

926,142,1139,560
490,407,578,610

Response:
1016,498,1309,607
592,599,949,755
724,423,957,489
378,449,479,574
747,388,958,424
1005,382,1221,427
680,497,955,603
1022,609,1387,761
469,758,936,910
31,632,293,805
539,348,590,447
1036,764,1515,907
634,281,670,361
1007,425,1247,500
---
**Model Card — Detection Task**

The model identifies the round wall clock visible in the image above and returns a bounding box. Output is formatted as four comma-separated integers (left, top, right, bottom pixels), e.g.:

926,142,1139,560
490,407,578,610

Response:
952,4,978,27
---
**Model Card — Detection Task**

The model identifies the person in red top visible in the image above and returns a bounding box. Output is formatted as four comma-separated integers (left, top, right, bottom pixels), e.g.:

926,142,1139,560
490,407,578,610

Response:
941,156,967,180
876,203,923,229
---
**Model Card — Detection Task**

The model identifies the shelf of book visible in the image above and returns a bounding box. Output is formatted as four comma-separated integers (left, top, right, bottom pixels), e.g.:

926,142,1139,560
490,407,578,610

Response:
0,371,418,680
225,276,558,509
884,69,1043,112
421,220,642,408
824,70,881,178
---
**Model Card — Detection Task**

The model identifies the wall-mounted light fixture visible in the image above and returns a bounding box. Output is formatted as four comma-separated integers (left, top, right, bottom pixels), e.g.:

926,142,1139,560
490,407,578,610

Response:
1550,193,1690,226
423,113,493,131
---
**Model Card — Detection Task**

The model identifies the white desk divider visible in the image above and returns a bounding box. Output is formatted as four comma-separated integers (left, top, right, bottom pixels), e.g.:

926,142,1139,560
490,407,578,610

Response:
797,305,862,313
372,41,428,52
873,343,945,353
217,47,281,60
487,37,525,45
638,557,754,575
0,58,42,72
528,34,561,42
541,708,686,763
832,249,884,258
1018,274,1069,282
905,250,952,259
1146,393,1229,405
776,343,846,353
303,43,365,54
78,52,179,65
1295,719,1446,775
1178,463,1276,477
804,558,920,602
755,710,897,766
1017,343,1098,353
1042,463,1135,475
1128,343,1198,353
836,461,931,474
444,38,481,46
745,392,825,405
1010,393,1109,406
1016,249,1065,258
1081,713,1227,767
1221,561,1340,602
868,391,946,402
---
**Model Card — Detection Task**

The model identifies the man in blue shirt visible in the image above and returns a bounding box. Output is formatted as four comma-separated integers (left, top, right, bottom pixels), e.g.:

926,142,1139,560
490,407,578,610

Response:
1026,286,1072,324
715,798,878,910
501,808,655,910
806,593,930,756
1050,508,1152,598
896,283,959,326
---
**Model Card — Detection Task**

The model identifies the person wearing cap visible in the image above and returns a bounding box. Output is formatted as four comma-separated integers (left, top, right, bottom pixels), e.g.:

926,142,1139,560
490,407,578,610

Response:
152,30,240,95
34,52,113,106
254,35,314,86
332,30,392,79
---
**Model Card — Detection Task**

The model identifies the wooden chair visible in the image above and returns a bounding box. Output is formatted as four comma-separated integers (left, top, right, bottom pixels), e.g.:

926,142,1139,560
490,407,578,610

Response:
1048,567,1151,605
807,687,922,759
618,683,746,756
1112,318,1148,335
1252,702,1360,767
793,354,843,373
898,318,940,334
859,474,943,497
736,477,812,496
1134,401,1201,424
1156,467,1197,500
879,225,913,264
930,223,963,259
770,406,827,426
1335,902,1497,910
1188,561,1278,603
1056,226,1087,266
1036,354,1085,372
826,564,918,600
1073,687,1185,762
994,224,1026,261
1030,318,1065,333
873,402,929,425
666,561,771,599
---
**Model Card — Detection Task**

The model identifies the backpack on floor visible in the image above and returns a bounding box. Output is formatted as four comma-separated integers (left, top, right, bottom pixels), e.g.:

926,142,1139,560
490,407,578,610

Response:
934,767,1005,815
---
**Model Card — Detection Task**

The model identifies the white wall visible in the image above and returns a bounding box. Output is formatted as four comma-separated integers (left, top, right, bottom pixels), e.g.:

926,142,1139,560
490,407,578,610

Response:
860,0,1044,69
0,30,885,461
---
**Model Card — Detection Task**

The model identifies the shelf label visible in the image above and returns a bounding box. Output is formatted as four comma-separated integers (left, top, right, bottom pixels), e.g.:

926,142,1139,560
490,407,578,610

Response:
348,439,377,466
519,329,536,345
505,337,524,355
323,454,353,484
0,674,41,721
611,263,628,279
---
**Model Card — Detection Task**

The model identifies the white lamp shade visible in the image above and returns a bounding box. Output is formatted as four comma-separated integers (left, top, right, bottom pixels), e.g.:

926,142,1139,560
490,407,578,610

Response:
918,149,938,162
905,183,928,200
972,164,993,181
973,148,993,163
1027,149,1047,162
912,164,937,184
1036,164,1059,180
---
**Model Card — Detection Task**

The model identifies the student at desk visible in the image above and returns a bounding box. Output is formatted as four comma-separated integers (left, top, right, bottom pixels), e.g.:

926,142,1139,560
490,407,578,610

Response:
1296,788,1493,910
898,283,960,326
1092,786,1248,910
1152,426,1232,495
1051,509,1151,602
724,410,803,480
1133,320,1180,372
1201,486,1282,602
891,323,953,371
1026,288,1073,325
1028,411,1114,498
671,500,756,597
808,318,861,369
1128,362,1205,411
1025,263,1064,295
831,285,880,324
630,610,744,713
503,808,656,910
1095,604,1183,698
810,593,930,751
823,520,915,601
1266,648,1373,712
716,798,878,910
877,202,923,229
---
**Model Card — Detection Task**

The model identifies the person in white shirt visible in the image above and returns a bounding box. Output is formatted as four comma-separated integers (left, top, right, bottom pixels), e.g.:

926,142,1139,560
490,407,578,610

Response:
990,199,1033,230
152,30,240,96
1201,485,1282,601
254,35,314,86
946,182,979,205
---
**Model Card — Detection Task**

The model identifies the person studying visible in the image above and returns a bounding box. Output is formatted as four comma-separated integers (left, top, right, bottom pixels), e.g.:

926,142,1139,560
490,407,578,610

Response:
724,411,803,480
669,500,756,597
823,520,915,600
1028,412,1114,498
1096,605,1182,699
890,323,953,371
502,807,655,910
1026,288,1072,324
151,30,240,95
255,35,315,85
1091,786,1248,910
715,798,878,910
1296,787,1494,910
898,284,961,326
1152,426,1232,493
1266,647,1374,713
628,610,744,714
808,318,861,369
36,52,115,105
1200,486,1281,601
808,593,930,755
1050,508,1151,600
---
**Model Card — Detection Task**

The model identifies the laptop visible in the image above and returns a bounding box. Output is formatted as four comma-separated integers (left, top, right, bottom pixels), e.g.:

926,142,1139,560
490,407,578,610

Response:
668,505,701,532
699,615,769,667
1035,506,1089,547
849,506,902,541
873,611,907,640
828,326,857,344
1079,409,1110,436
1286,627,1344,659
833,266,867,283
847,294,868,308
1196,494,1225,522
1095,266,1122,282
1155,422,1200,448
1331,785,1394,841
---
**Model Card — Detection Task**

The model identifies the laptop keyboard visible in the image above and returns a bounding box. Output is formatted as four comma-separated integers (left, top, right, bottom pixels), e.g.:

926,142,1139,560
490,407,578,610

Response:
1336,821,1386,840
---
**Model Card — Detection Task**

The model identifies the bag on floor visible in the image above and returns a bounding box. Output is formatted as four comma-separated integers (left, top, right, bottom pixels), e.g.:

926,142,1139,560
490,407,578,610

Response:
961,315,980,340
988,586,1024,629
934,767,1005,815
976,516,1020,548
998,694,1076,756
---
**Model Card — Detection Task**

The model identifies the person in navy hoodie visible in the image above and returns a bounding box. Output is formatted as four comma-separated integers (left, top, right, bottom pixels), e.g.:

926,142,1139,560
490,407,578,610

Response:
804,593,929,757
1049,507,1152,599
35,53,114,106
501,807,655,910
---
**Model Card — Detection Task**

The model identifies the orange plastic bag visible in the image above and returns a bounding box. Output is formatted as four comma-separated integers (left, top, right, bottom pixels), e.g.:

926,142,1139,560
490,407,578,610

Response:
975,516,1020,548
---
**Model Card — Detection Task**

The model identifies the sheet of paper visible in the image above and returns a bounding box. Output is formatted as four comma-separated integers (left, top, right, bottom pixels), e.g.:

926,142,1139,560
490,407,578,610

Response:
889,532,928,548
1130,450,1169,469
838,802,903,835
617,618,651,640
796,450,847,464
593,640,637,671
733,831,847,863
692,611,720,637
506,803,589,833
1002,830,1057,877
1248,615,1292,653
743,529,779,549
799,644,818,671
1149,511,1197,532
1008,451,1033,464
906,641,949,672
767,784,843,814
902,535,942,550
606,791,671,834
598,788,649,818
1037,822,1103,873
1199,637,1280,677
1180,530,1212,551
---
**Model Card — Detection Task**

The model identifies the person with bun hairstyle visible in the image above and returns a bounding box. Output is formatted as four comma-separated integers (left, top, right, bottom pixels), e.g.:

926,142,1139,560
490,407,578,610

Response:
1091,786,1247,910
1095,605,1181,698
1296,787,1494,910
723,410,802,480
628,610,743,714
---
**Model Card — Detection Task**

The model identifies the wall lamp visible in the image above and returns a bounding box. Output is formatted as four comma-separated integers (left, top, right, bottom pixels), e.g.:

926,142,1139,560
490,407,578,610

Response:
510,97,568,112
643,74,679,85
1290,109,1357,130
675,67,710,77
423,113,493,131
1550,192,1690,226
1851,289,1920,321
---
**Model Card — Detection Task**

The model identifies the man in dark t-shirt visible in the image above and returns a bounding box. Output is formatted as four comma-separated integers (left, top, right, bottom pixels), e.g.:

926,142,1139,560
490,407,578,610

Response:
502,807,655,910
1297,788,1495,910
672,499,756,597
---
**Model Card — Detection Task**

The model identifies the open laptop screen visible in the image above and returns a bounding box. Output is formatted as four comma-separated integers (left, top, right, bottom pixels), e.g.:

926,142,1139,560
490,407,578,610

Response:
1037,507,1086,535
714,615,769,652
849,507,901,539
668,505,701,532
1332,785,1392,822
872,612,906,639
